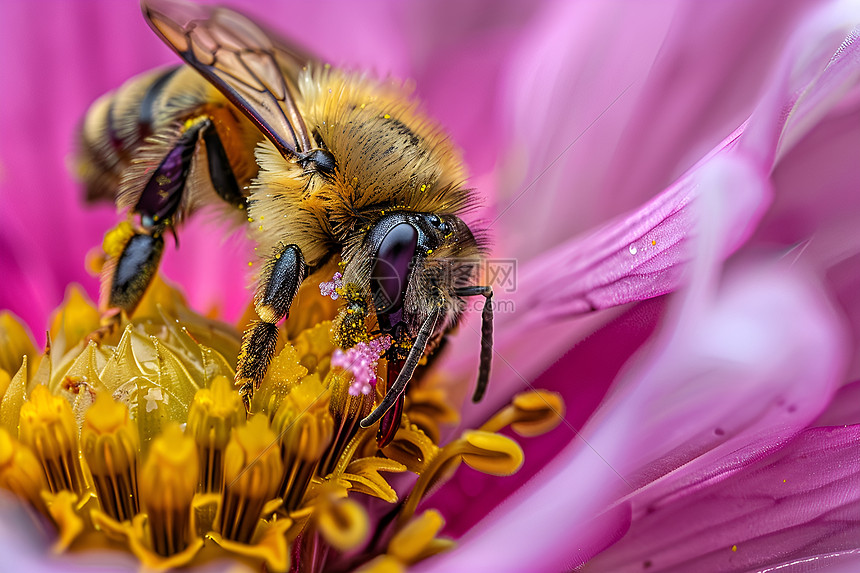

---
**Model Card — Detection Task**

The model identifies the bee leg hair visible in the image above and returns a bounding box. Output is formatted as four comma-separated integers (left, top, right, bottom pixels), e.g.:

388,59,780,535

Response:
236,243,306,412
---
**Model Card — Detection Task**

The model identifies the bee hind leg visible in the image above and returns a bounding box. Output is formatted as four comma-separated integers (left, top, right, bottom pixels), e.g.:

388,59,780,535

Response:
236,243,306,411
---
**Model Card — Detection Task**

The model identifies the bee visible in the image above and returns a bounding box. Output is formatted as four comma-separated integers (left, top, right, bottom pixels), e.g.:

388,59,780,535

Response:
76,0,494,443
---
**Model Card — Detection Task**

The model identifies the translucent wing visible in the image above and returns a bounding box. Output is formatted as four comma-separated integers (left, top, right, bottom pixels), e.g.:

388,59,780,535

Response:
142,0,315,159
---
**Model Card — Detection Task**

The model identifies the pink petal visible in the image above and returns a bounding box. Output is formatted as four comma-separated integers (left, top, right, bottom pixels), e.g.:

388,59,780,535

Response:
745,24,860,379
0,495,246,572
615,262,847,522
422,155,847,572
814,380,860,427
494,0,820,260
738,19,860,167
0,494,137,572
434,154,771,529
434,297,665,537
388,1,544,176
443,150,771,429
583,425,860,573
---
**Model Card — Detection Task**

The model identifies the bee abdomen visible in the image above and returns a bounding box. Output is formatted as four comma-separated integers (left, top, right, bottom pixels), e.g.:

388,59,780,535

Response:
76,66,181,203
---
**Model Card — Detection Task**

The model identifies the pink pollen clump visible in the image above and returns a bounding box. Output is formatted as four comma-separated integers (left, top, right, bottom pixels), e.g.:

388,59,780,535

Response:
319,272,344,300
332,336,393,396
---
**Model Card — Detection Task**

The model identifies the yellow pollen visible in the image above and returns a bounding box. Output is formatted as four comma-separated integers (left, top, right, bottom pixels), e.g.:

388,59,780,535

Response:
102,221,135,259
732,545,738,552
383,114,391,119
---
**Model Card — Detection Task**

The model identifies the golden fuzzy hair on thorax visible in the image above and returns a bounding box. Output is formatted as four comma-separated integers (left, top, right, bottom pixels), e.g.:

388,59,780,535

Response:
248,66,478,268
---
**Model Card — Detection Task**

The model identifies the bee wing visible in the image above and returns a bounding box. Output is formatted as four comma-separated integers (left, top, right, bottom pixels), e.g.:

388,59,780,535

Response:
142,0,314,160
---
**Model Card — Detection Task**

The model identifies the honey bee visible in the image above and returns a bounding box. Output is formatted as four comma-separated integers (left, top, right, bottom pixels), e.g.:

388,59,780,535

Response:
77,0,494,443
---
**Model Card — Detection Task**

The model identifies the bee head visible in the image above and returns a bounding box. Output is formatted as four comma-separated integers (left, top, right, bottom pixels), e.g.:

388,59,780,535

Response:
364,212,480,348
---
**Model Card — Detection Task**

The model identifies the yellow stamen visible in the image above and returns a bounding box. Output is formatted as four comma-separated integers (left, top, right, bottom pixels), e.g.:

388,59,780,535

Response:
0,311,36,377
186,375,244,493
220,414,283,543
140,424,198,556
480,389,565,436
0,428,49,515
399,430,523,526
19,385,84,495
81,392,140,522
0,271,566,572
388,509,453,564
272,375,333,510
316,497,368,552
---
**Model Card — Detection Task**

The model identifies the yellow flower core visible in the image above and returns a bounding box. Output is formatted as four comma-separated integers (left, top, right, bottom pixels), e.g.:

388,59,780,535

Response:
0,277,565,571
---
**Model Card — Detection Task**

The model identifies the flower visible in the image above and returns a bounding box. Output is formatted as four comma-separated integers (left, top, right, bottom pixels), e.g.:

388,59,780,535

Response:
0,276,562,571
2,1,860,572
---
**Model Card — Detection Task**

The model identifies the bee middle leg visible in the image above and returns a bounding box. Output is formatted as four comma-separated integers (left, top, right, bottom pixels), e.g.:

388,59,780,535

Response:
236,243,307,411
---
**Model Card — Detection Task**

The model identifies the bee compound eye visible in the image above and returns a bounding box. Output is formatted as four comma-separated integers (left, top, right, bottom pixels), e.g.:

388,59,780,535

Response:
370,223,419,317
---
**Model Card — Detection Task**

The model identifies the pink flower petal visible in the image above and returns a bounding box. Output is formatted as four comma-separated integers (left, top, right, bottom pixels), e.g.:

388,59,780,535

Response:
434,297,665,537
814,380,860,427
583,425,860,573
422,155,846,572
739,19,860,167
494,0,820,260
443,151,771,429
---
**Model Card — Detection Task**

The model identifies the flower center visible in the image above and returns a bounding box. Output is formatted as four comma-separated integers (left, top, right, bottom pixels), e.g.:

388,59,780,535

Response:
0,277,565,571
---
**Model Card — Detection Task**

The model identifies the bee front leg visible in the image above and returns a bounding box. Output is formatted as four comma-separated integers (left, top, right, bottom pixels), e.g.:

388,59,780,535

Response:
236,243,306,411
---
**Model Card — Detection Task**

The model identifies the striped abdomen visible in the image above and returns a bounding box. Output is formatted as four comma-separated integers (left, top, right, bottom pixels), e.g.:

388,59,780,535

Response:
75,65,261,210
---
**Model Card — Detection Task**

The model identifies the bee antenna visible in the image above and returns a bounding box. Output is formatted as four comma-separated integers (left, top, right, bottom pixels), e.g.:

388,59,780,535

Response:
472,287,493,402
360,306,441,428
